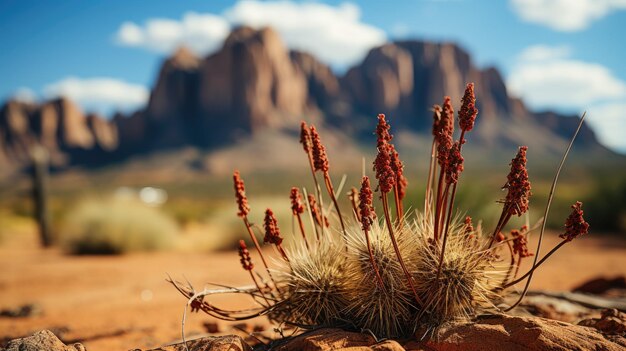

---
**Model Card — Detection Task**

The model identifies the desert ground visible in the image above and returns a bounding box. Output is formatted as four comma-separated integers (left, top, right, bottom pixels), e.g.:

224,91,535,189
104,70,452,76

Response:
1,225,625,351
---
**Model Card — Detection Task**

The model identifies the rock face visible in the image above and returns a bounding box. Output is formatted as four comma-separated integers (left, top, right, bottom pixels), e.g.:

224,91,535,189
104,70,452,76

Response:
0,98,117,169
3,330,85,351
198,27,309,139
127,315,626,351
0,26,618,175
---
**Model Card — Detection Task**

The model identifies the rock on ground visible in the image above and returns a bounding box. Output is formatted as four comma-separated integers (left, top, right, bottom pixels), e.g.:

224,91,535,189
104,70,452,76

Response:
2,330,85,351
138,335,251,351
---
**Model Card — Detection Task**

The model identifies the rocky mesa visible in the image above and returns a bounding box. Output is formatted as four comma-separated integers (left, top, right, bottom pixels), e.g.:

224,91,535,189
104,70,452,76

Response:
0,26,616,176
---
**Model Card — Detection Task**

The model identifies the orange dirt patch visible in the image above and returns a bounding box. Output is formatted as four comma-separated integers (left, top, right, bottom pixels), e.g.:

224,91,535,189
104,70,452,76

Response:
1,230,625,351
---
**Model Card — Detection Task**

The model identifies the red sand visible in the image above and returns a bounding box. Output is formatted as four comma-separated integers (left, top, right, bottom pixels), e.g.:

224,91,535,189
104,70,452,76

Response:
1,230,625,351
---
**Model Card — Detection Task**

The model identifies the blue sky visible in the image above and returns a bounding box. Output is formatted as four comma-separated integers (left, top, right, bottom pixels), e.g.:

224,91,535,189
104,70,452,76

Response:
1,0,626,152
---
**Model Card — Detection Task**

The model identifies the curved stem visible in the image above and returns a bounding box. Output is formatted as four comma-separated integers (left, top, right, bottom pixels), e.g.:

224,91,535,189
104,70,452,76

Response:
503,239,567,290
504,112,586,311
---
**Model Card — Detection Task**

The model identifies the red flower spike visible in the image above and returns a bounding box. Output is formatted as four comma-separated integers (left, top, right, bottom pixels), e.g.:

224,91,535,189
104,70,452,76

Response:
431,105,442,137
308,194,324,227
233,170,250,217
559,201,589,242
373,114,396,194
512,229,533,258
390,144,408,200
310,125,329,173
300,121,312,153
459,83,478,133
375,114,393,148
436,97,454,167
374,147,396,194
445,141,464,185
290,187,304,215
359,176,376,232
238,240,254,271
503,146,532,216
263,209,283,245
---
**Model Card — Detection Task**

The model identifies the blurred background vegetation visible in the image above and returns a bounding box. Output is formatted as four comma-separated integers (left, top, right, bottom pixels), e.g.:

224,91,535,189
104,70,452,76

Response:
0,156,623,255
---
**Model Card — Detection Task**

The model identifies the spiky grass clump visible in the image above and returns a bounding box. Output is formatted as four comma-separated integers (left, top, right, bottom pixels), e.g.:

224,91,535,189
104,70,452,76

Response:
343,221,416,338
409,214,501,324
275,238,350,327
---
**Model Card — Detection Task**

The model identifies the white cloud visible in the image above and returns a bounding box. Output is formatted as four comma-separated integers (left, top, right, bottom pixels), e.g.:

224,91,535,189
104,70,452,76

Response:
224,1,386,67
516,44,571,62
116,12,230,55
510,0,626,31
12,87,38,103
114,1,386,67
508,45,626,108
508,45,626,152
587,102,626,152
43,77,149,113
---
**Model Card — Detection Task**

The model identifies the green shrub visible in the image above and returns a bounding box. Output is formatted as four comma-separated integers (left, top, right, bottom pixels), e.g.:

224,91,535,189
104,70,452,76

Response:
584,179,626,234
60,197,178,254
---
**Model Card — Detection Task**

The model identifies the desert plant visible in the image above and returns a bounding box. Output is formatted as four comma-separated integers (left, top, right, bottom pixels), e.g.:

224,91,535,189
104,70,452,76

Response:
170,83,590,339
61,197,178,254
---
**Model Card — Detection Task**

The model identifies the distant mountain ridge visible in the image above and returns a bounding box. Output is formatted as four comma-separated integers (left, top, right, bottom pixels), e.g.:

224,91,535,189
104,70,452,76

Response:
0,26,614,176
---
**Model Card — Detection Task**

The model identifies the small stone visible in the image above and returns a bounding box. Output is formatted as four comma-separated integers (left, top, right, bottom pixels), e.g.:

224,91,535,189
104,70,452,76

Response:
4,330,86,351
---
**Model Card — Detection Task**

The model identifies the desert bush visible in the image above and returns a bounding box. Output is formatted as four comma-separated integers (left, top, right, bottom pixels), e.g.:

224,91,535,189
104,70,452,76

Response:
584,179,626,234
60,197,178,254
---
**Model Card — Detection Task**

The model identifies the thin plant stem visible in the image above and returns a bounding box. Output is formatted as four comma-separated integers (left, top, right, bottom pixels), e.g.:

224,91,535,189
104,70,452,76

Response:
243,217,280,294
504,112,586,312
424,140,437,218
249,271,271,306
436,184,457,277
433,168,445,241
364,227,385,288
393,185,403,225
305,151,326,239
323,173,347,241
503,239,567,289
295,214,309,250
381,191,424,307
500,242,516,287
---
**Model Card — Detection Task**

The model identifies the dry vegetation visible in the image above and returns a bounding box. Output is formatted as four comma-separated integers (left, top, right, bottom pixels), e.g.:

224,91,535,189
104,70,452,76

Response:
170,83,592,339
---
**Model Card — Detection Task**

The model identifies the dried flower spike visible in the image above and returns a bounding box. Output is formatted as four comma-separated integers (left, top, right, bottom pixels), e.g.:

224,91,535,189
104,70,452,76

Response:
390,145,408,200
374,116,396,194
263,209,283,245
559,201,589,242
459,83,478,133
300,121,312,153
431,105,442,137
376,114,393,147
310,125,329,173
503,146,531,216
512,229,533,258
359,176,375,232
238,240,254,271
233,170,250,217
445,142,464,185
290,187,305,215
